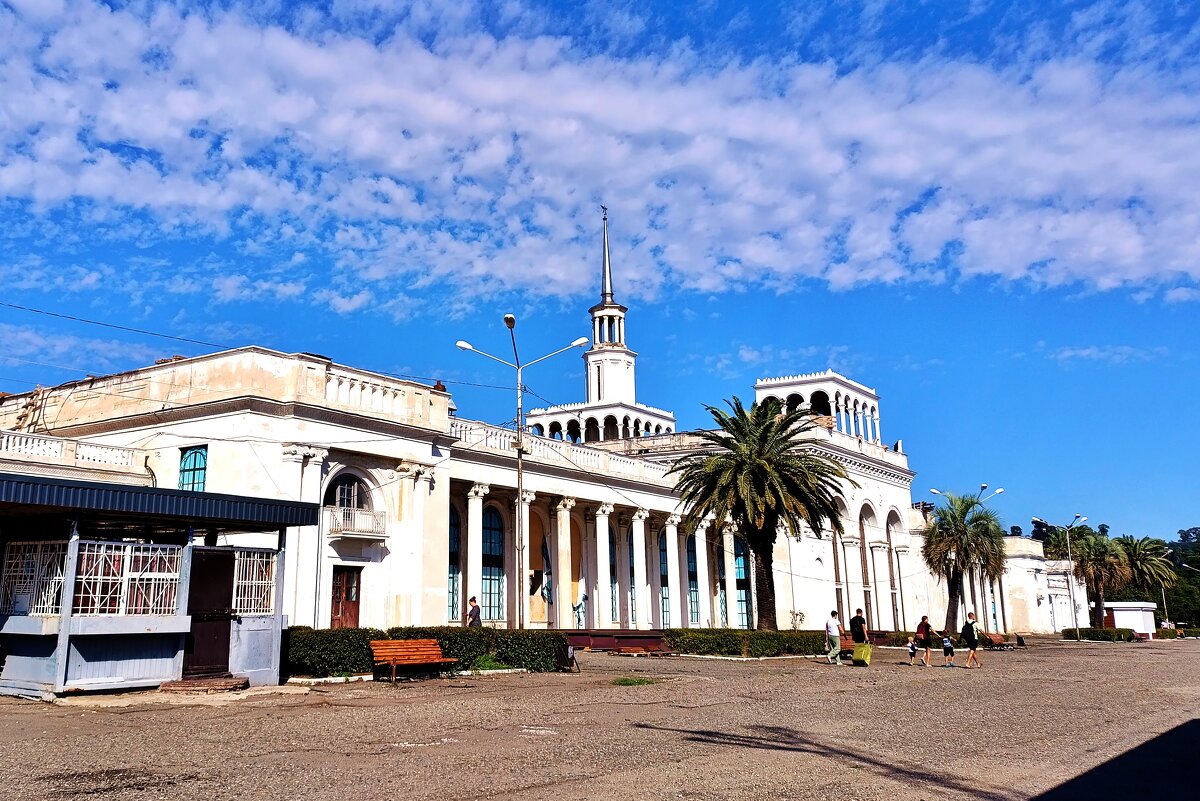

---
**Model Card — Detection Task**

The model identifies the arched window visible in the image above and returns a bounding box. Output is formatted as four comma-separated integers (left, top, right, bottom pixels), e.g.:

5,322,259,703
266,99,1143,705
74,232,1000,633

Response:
566,420,582,443
584,418,600,443
608,529,619,623
810,391,832,418
549,421,563,440
178,446,207,492
734,537,752,629
324,474,370,509
530,423,544,437
658,531,670,625
603,415,619,440
448,507,461,621
686,534,699,624
482,508,505,620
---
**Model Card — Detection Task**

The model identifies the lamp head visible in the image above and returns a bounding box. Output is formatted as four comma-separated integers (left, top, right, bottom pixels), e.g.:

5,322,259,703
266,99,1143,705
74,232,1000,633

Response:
571,336,589,348
1078,516,1088,524
929,488,942,496
455,340,473,351
993,488,1005,496
504,314,516,330
1031,517,1045,525
980,483,988,491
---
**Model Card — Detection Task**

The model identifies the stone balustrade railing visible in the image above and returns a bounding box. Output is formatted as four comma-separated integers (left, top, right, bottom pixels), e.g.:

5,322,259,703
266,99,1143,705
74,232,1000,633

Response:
1,430,142,473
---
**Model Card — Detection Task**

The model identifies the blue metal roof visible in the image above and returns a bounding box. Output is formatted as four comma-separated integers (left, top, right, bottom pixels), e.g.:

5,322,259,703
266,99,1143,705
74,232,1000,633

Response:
0,472,317,530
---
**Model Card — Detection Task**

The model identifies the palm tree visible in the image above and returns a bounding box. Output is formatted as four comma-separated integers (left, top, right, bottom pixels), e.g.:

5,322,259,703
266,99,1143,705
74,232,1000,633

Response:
669,397,852,630
1114,535,1176,595
920,493,1006,633
1073,533,1133,627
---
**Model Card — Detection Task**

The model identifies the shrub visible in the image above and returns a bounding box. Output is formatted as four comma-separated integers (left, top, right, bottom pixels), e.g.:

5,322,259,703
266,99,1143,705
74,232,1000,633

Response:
285,626,385,677
662,629,828,658
612,677,654,686
1155,628,1179,639
386,626,567,673
882,632,917,648
1180,628,1200,638
1060,627,1136,642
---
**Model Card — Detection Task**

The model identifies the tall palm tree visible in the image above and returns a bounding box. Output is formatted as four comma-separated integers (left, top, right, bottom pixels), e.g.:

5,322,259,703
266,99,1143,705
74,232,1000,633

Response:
1074,533,1133,627
669,397,852,630
1114,535,1176,595
920,493,1006,633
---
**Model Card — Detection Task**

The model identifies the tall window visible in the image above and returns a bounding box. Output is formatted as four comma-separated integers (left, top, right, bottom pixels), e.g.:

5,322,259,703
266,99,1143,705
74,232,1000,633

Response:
178,446,207,492
658,531,670,625
448,507,461,621
734,537,752,629
686,535,699,624
481,507,504,620
608,528,618,623
717,543,727,627
627,534,636,621
325,474,370,509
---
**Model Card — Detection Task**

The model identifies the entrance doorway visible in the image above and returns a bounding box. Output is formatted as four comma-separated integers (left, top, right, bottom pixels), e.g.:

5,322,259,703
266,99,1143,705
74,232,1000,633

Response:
331,566,362,629
183,548,236,678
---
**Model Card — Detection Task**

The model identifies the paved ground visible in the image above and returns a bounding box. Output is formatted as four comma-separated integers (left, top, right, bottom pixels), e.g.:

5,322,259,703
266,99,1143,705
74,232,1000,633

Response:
1,639,1198,800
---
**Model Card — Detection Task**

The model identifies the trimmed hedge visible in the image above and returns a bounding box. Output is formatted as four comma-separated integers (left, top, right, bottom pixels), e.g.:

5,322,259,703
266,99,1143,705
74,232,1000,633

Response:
1181,628,1200,638
663,629,828,657
1155,628,1180,639
284,626,569,677
1061,627,1136,642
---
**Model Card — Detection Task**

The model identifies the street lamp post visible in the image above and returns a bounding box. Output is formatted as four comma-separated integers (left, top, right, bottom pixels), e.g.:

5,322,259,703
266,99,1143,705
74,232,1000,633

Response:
1032,514,1087,640
1162,549,1173,629
456,319,588,630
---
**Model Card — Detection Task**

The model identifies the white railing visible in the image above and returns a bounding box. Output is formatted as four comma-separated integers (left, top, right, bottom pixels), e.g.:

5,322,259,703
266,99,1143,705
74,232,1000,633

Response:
1,430,141,473
0,540,68,615
450,419,672,484
1,431,64,458
73,541,182,616
233,549,277,615
319,367,426,425
322,505,388,537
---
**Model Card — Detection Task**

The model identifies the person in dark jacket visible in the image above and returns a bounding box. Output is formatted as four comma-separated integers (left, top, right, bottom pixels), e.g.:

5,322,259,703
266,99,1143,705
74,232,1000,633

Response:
466,596,482,627
849,608,867,643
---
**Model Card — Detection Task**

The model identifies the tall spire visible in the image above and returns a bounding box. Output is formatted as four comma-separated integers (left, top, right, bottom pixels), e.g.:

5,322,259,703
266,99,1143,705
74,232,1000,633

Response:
600,205,614,304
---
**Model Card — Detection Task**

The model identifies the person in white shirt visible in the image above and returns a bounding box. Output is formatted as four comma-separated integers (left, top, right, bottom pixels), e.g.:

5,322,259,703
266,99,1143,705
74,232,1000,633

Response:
825,611,845,666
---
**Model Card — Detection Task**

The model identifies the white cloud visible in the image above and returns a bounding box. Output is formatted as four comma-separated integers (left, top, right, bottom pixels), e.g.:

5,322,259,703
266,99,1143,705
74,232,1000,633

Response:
1,1,1199,312
1048,344,1168,364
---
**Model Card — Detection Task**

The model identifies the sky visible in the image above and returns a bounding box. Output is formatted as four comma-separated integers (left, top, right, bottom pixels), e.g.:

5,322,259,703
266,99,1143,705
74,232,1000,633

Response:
1,0,1198,539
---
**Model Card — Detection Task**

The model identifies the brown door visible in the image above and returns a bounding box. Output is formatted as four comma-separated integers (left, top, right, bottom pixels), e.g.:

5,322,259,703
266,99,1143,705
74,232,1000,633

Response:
183,548,236,678
331,566,362,629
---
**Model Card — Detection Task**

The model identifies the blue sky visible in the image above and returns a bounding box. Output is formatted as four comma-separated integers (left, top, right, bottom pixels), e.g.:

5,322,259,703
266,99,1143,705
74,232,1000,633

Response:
2,1,1198,538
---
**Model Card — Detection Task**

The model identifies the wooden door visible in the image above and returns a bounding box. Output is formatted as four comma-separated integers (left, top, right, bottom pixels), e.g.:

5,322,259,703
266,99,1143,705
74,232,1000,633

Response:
183,548,236,678
331,566,362,629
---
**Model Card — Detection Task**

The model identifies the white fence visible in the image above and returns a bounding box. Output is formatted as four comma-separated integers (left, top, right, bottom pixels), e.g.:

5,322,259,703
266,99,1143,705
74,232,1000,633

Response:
1,430,139,470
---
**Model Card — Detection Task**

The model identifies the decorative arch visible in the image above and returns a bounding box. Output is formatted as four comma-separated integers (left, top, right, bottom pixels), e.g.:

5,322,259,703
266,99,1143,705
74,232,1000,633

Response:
786,393,803,413
603,415,619,440
530,423,545,437
584,417,600,443
633,418,642,437
810,390,832,418
548,421,563,440
622,416,631,439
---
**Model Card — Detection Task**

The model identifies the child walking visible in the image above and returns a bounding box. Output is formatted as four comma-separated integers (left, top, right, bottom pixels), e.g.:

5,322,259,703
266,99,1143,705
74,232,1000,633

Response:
907,636,918,666
942,633,956,668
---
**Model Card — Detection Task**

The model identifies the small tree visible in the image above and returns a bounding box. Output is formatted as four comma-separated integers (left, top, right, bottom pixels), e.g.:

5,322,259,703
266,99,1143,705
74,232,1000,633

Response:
670,397,852,630
1074,534,1133,627
1114,535,1176,595
921,492,1006,633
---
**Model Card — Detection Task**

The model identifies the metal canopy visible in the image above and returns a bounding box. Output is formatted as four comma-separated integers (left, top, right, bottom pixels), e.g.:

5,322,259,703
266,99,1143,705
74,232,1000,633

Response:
0,471,317,532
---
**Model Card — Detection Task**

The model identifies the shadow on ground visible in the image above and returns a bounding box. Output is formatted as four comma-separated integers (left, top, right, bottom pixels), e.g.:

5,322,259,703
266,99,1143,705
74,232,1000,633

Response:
634,722,1012,800
1032,719,1199,800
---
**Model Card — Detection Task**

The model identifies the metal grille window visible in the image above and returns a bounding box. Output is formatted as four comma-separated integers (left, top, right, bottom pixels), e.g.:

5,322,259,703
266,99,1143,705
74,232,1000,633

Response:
448,506,461,621
481,507,504,620
0,541,68,615
178,446,208,492
73,542,182,616
233,550,276,615
734,538,751,629
686,535,699,624
608,528,618,623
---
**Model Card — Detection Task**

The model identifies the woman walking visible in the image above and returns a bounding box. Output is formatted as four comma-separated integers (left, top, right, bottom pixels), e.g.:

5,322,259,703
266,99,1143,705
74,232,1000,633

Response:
915,615,938,667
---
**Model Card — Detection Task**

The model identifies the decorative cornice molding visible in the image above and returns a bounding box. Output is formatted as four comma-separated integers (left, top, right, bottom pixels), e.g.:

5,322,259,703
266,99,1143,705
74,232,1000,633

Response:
468,483,491,499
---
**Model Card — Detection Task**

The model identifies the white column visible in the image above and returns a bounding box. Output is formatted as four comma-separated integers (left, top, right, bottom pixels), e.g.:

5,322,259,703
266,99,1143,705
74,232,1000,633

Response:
280,445,326,628
594,503,613,628
675,521,691,627
894,546,909,630
870,543,891,630
664,514,682,629
722,526,739,628
554,497,576,628
406,465,432,626
842,537,864,621
631,509,650,630
517,490,535,629
875,412,883,445
694,519,712,628
466,483,489,612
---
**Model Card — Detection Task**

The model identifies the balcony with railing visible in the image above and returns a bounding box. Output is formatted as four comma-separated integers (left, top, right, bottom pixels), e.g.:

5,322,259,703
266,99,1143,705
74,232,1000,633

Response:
322,505,389,541
0,430,149,484
449,419,672,485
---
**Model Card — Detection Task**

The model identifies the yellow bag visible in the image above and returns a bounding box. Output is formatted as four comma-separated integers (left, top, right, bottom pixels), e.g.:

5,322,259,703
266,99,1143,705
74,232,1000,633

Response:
852,643,872,666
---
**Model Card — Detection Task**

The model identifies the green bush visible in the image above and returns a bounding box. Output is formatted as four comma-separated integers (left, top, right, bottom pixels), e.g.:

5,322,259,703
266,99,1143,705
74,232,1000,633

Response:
386,626,567,673
285,626,385,677
882,631,918,647
662,629,828,657
1155,628,1180,639
1180,628,1200,638
1061,627,1137,642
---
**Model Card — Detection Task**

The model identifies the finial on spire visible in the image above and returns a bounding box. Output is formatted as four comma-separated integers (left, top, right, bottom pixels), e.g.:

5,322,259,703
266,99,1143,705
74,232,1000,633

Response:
601,205,613,303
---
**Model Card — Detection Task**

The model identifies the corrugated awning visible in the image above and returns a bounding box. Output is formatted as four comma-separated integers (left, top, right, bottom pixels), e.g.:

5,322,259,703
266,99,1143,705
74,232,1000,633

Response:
0,471,317,531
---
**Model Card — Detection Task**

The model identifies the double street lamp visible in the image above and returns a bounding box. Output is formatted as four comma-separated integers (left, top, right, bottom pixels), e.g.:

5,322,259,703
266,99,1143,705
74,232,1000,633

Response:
1032,513,1087,640
456,315,588,629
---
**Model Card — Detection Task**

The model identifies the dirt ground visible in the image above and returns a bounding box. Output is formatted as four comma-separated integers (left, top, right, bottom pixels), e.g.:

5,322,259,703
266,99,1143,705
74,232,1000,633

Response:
0,638,1197,801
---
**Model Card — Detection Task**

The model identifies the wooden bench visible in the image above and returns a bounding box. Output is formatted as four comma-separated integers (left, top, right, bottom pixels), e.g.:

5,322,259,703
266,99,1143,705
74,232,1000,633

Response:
983,633,1014,651
369,639,458,682
1132,632,1151,642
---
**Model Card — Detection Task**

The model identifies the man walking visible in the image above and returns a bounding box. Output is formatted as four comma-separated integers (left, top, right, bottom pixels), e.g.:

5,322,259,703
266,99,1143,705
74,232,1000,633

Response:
964,612,984,668
825,611,844,666
849,608,867,644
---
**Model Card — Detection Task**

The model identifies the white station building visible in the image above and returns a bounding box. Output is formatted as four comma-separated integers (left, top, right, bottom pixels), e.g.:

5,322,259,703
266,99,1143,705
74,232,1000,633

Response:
0,213,1086,639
